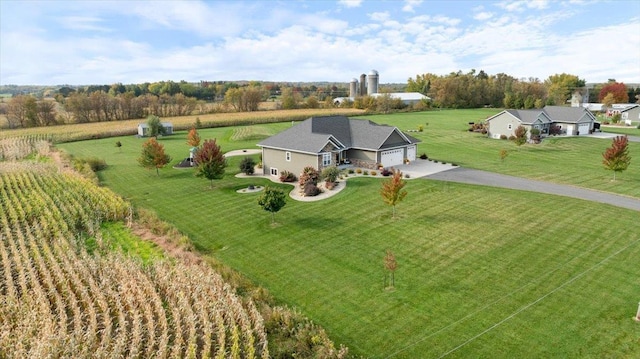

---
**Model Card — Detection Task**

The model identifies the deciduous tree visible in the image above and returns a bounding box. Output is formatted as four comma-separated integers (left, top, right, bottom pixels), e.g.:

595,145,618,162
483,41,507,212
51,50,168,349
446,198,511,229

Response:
194,139,227,188
598,82,629,103
384,250,397,289
602,135,631,181
258,186,287,224
380,169,407,218
186,127,201,147
146,115,166,138
138,138,172,176
513,125,528,146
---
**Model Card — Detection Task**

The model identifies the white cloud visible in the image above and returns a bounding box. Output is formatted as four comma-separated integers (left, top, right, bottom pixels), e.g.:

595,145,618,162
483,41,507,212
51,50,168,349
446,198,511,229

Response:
369,11,390,22
474,12,493,21
402,0,423,13
338,0,363,8
58,16,112,32
1,0,638,85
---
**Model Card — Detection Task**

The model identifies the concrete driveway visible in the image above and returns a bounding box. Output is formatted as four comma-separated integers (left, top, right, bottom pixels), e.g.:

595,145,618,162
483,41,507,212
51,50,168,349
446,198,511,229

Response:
425,167,640,211
585,132,640,142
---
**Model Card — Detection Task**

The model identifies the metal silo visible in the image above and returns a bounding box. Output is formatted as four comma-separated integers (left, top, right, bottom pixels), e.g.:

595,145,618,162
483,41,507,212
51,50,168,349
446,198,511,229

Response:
367,69,379,95
350,78,358,98
359,73,366,97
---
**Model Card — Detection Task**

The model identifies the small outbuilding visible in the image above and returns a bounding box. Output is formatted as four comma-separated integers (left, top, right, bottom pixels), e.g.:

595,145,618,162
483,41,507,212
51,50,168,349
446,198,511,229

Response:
137,122,174,137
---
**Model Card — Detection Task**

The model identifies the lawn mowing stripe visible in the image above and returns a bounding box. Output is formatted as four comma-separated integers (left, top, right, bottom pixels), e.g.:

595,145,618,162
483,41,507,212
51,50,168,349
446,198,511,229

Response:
433,235,640,359
382,221,639,358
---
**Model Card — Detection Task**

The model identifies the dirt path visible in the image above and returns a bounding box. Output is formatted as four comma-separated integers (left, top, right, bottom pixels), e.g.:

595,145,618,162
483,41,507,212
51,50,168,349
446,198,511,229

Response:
425,167,640,211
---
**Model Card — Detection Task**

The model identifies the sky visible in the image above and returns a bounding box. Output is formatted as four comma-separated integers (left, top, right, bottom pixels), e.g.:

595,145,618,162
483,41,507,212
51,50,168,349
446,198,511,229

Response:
1,0,639,86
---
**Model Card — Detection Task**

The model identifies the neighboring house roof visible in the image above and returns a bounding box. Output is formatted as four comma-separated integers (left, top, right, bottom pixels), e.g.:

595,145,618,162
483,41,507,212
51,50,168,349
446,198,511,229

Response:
582,103,606,112
620,104,640,113
486,109,551,125
503,109,552,125
611,103,637,109
542,106,596,123
257,116,420,154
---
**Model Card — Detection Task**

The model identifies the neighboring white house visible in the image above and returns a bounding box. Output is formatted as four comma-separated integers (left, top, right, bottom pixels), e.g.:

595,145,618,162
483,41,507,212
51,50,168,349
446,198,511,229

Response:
137,122,174,137
486,106,596,139
620,104,640,125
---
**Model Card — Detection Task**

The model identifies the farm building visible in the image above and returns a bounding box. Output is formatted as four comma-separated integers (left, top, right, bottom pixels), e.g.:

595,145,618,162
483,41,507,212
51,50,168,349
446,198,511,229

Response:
137,122,174,137
334,70,430,106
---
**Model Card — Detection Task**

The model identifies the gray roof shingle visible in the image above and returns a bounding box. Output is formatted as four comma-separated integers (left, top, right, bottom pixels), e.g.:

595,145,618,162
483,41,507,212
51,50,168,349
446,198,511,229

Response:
258,116,419,153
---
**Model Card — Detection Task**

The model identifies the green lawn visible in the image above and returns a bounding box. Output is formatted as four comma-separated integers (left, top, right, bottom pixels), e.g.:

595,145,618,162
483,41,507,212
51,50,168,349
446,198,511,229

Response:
601,125,640,136
361,110,639,198
57,110,640,358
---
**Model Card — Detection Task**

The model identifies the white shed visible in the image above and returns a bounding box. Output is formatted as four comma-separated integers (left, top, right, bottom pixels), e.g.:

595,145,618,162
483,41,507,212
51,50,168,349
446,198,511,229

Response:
137,122,174,137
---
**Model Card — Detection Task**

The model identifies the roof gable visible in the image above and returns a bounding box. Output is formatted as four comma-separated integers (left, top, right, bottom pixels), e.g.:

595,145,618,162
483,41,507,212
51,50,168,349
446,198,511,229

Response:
258,116,420,153
543,106,595,123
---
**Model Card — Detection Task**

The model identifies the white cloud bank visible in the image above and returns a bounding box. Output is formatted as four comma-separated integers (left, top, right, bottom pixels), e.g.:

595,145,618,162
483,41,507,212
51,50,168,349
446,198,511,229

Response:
1,1,638,85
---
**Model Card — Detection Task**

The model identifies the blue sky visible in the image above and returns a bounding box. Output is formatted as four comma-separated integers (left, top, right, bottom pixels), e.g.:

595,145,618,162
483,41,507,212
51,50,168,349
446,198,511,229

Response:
1,0,639,86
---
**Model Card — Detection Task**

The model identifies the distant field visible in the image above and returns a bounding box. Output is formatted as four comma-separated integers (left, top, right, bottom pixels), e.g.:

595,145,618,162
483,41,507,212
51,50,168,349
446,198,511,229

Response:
0,107,365,143
57,109,640,357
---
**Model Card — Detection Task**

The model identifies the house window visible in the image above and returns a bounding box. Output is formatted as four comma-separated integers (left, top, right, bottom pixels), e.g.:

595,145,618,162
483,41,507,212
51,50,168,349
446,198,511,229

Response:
322,153,331,166
508,124,512,130
285,151,291,162
270,168,278,176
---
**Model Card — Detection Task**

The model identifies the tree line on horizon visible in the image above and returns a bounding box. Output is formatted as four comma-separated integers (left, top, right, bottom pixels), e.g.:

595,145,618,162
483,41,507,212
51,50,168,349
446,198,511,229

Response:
1,71,638,129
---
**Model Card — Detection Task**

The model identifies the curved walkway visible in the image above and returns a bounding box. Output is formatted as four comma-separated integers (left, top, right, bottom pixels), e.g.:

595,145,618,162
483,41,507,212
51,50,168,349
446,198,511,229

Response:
425,168,640,211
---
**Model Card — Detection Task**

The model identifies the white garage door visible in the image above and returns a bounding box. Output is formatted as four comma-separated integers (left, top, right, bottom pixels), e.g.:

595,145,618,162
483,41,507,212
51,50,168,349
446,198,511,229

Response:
578,123,590,135
407,145,416,161
381,149,404,167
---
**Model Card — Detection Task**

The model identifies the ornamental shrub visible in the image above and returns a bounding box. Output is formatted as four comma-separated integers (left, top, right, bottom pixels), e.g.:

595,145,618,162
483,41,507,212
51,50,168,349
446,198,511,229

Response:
279,170,297,182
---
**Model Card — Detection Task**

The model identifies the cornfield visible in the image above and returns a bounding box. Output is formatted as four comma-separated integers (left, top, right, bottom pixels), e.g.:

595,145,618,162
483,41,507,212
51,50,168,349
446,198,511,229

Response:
0,157,269,357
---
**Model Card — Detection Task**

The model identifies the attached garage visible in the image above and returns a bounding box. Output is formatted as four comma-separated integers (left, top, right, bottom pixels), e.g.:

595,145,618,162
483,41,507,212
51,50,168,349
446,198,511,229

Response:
407,145,416,161
381,148,404,167
577,123,590,135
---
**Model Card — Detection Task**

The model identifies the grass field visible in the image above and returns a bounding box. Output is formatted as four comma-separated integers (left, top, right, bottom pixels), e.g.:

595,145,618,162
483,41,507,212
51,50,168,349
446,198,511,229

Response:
601,125,640,136
56,109,640,357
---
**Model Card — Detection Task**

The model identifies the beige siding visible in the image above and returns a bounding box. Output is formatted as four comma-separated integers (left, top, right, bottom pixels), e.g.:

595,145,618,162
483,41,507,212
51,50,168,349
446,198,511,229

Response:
262,148,319,177
488,113,521,139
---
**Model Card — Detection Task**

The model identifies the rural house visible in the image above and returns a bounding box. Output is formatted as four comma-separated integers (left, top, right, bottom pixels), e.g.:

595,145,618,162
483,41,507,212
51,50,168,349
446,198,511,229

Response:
486,106,596,139
257,116,420,177
619,104,640,125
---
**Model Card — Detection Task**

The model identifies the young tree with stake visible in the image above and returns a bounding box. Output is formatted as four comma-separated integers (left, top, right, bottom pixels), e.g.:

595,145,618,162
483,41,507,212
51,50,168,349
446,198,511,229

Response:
380,169,407,218
602,135,631,181
384,250,397,289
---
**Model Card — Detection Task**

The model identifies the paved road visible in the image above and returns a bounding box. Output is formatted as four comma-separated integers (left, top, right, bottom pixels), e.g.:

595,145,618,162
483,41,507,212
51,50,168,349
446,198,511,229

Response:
425,167,640,212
